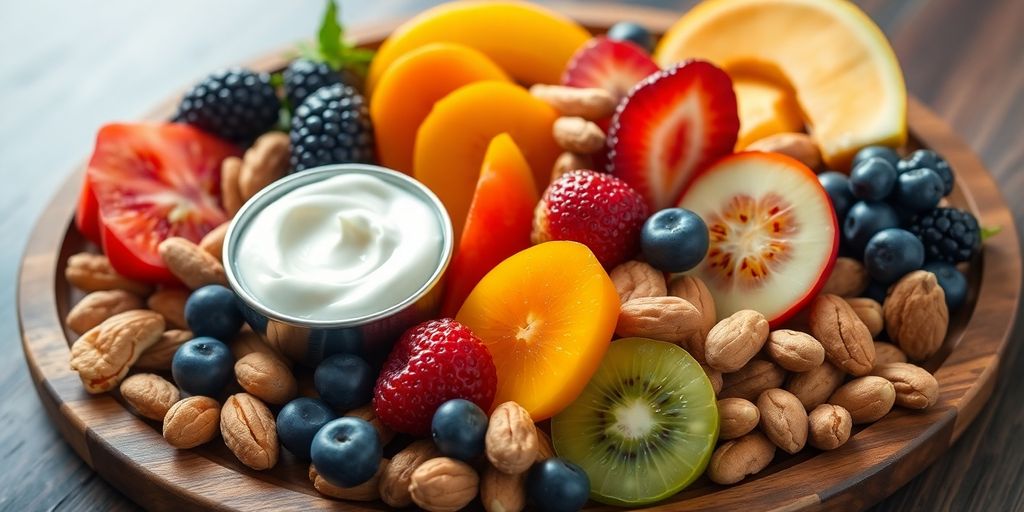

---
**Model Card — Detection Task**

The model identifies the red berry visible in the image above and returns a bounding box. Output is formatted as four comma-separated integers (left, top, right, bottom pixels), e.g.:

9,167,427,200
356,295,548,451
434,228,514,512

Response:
562,36,659,103
373,318,497,436
533,169,649,268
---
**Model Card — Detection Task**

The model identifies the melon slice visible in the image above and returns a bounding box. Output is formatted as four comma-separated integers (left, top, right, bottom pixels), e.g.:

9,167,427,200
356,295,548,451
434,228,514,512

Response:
655,0,907,170
734,77,804,150
676,152,838,326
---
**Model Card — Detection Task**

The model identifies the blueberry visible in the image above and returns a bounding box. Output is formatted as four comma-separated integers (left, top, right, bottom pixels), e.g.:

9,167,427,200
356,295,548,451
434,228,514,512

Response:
526,458,591,512
898,149,954,196
314,354,374,411
851,145,900,168
185,285,244,341
172,337,234,396
606,22,655,53
640,208,709,272
894,168,944,211
431,399,488,461
864,229,925,284
849,157,897,201
310,417,382,488
843,201,900,257
277,397,337,460
819,171,856,221
923,261,968,310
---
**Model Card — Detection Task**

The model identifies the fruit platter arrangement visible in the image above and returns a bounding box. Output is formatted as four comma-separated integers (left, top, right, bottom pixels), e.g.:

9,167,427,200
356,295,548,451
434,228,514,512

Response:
18,1,1021,511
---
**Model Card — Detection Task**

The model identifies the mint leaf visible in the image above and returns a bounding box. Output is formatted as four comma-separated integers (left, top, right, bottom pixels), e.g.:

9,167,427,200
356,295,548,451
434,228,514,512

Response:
981,225,1002,241
306,0,375,77
318,0,343,69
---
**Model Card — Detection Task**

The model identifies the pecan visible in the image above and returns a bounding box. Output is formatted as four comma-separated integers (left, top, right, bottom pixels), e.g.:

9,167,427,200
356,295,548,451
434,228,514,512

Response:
756,388,808,454
550,152,594,183
846,297,884,337
408,457,479,512
871,362,939,409
809,294,875,375
707,431,776,485
346,404,396,447
311,460,387,501
820,257,869,297
146,288,189,329
720,359,787,401
481,464,527,512
828,376,896,423
786,361,846,410
65,252,152,296
66,290,143,334
379,439,439,508
552,116,605,154
717,398,759,440
529,84,617,120
873,342,908,366
163,396,220,448
705,310,770,372
234,352,297,405
616,296,702,344
158,237,228,289
668,275,717,354
808,404,852,450
120,373,180,421
766,329,825,372
221,393,278,470
199,222,230,263
70,310,164,393
883,271,949,360
610,260,667,304
239,132,289,201
486,401,538,475
745,132,822,170
221,156,244,216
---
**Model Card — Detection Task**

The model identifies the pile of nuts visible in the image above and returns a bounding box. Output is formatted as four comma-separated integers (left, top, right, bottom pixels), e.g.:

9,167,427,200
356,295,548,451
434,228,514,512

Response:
529,84,616,179
609,258,946,485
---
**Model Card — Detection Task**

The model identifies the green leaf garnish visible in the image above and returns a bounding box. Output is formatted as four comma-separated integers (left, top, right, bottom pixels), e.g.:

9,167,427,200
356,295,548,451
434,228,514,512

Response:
307,0,374,77
981,225,1002,241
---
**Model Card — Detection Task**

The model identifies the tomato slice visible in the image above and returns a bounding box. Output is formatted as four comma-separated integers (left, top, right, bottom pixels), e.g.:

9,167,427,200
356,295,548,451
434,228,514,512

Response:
86,123,239,283
75,178,101,245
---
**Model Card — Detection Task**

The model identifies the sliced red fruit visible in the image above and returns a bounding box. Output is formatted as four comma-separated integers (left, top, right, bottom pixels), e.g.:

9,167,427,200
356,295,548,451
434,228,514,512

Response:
440,134,538,317
86,123,238,283
608,60,739,211
75,179,101,245
562,36,659,103
676,152,838,327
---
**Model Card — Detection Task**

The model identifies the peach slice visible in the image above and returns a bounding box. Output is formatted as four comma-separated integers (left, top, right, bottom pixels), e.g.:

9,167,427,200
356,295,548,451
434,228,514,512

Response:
414,81,561,239
367,1,590,94
456,241,620,421
734,76,804,150
370,43,510,174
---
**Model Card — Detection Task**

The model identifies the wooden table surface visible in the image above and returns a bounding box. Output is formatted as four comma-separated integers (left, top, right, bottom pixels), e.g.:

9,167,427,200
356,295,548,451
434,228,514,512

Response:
1,0,1021,510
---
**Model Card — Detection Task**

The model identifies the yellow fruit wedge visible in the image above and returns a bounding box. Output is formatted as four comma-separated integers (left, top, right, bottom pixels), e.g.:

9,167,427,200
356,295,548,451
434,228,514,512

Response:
734,77,804,150
655,0,907,170
367,1,590,94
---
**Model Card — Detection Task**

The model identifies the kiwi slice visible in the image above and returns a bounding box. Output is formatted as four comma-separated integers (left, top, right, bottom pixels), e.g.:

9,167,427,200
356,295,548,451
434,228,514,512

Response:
551,337,719,506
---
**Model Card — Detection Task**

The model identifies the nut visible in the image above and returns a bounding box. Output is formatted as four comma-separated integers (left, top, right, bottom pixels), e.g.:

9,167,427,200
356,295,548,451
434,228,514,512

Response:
871,362,939,409
809,294,875,375
757,388,808,454
221,156,244,216
535,429,555,461
873,342,908,366
616,296,702,344
408,457,479,512
199,222,229,263
701,363,723,395
610,260,667,304
551,152,594,183
163,396,220,448
766,329,825,372
717,398,759,440
481,464,527,512
379,439,439,508
529,84,617,120
146,288,189,329
706,431,776,485
135,329,193,371
786,361,846,410
486,401,538,475
346,404,396,447
668,275,717,353
158,237,228,289
66,290,144,334
745,132,822,170
120,373,180,421
221,393,278,470
234,352,297,405
808,404,852,450
240,132,289,201
846,297,884,337
720,359,787,401
884,271,949,360
311,460,387,501
705,310,769,372
69,310,165,393
230,328,282,360
552,116,606,154
65,252,152,296
828,376,896,424
820,257,869,298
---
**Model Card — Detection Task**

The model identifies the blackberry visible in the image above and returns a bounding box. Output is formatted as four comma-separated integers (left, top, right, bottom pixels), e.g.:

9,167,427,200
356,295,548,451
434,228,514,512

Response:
173,68,280,143
897,149,954,196
283,58,347,108
907,207,980,263
290,84,374,172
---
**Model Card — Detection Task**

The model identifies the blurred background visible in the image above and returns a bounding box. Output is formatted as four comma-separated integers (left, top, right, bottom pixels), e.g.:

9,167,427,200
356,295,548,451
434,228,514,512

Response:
0,0,1020,510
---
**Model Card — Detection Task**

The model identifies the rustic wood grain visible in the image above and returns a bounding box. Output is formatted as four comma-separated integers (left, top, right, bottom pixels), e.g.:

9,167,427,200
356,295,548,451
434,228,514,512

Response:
3,1,1023,511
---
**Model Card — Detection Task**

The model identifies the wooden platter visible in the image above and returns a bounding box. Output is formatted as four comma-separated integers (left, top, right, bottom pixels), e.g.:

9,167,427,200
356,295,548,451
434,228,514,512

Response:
17,4,1022,511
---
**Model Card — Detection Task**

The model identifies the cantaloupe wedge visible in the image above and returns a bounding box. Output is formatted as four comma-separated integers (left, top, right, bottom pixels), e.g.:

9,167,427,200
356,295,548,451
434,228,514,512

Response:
734,77,804,150
370,43,510,174
367,1,590,94
655,0,907,170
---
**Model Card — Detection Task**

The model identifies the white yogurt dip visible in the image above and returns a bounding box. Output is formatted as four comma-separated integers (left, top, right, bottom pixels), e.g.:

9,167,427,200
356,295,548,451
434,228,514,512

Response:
233,172,445,322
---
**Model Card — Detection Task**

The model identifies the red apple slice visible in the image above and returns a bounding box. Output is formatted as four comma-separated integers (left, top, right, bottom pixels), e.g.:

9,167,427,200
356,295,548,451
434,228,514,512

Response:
676,152,838,326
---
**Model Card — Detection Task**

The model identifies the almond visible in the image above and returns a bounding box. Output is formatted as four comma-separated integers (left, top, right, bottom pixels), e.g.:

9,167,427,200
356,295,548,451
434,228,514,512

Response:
135,329,193,371
346,404,396,447
163,396,220,448
871,362,939,409
808,404,852,450
530,84,617,120
884,271,949,360
719,359,786,401
199,222,230,263
120,373,180,421
668,275,717,356
820,257,869,297
786,361,846,410
616,296,702,344
846,297,884,338
609,260,667,304
409,457,479,512
65,252,152,296
809,294,875,375
552,116,606,154
829,376,896,423
379,440,439,508
146,288,189,329
239,131,289,201
550,152,593,183
705,310,770,372
766,329,825,372
535,429,555,461
485,401,538,475
757,388,808,454
873,342,908,366
234,352,297,405
707,431,776,485
230,328,282,360
221,156,244,216
69,310,165,393
701,363,723,395
481,464,527,512
311,460,387,501
221,393,278,470
717,398,759,440
157,237,227,289
66,290,144,334
745,132,822,170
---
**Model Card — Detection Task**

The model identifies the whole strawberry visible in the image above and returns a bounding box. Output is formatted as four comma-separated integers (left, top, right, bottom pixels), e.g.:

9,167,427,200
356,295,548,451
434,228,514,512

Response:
532,169,649,268
373,318,497,436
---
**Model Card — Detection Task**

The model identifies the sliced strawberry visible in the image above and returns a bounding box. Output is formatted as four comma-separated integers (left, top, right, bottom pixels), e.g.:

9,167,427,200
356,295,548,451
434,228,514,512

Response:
75,178,101,245
562,37,659,103
86,123,238,283
608,60,739,211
